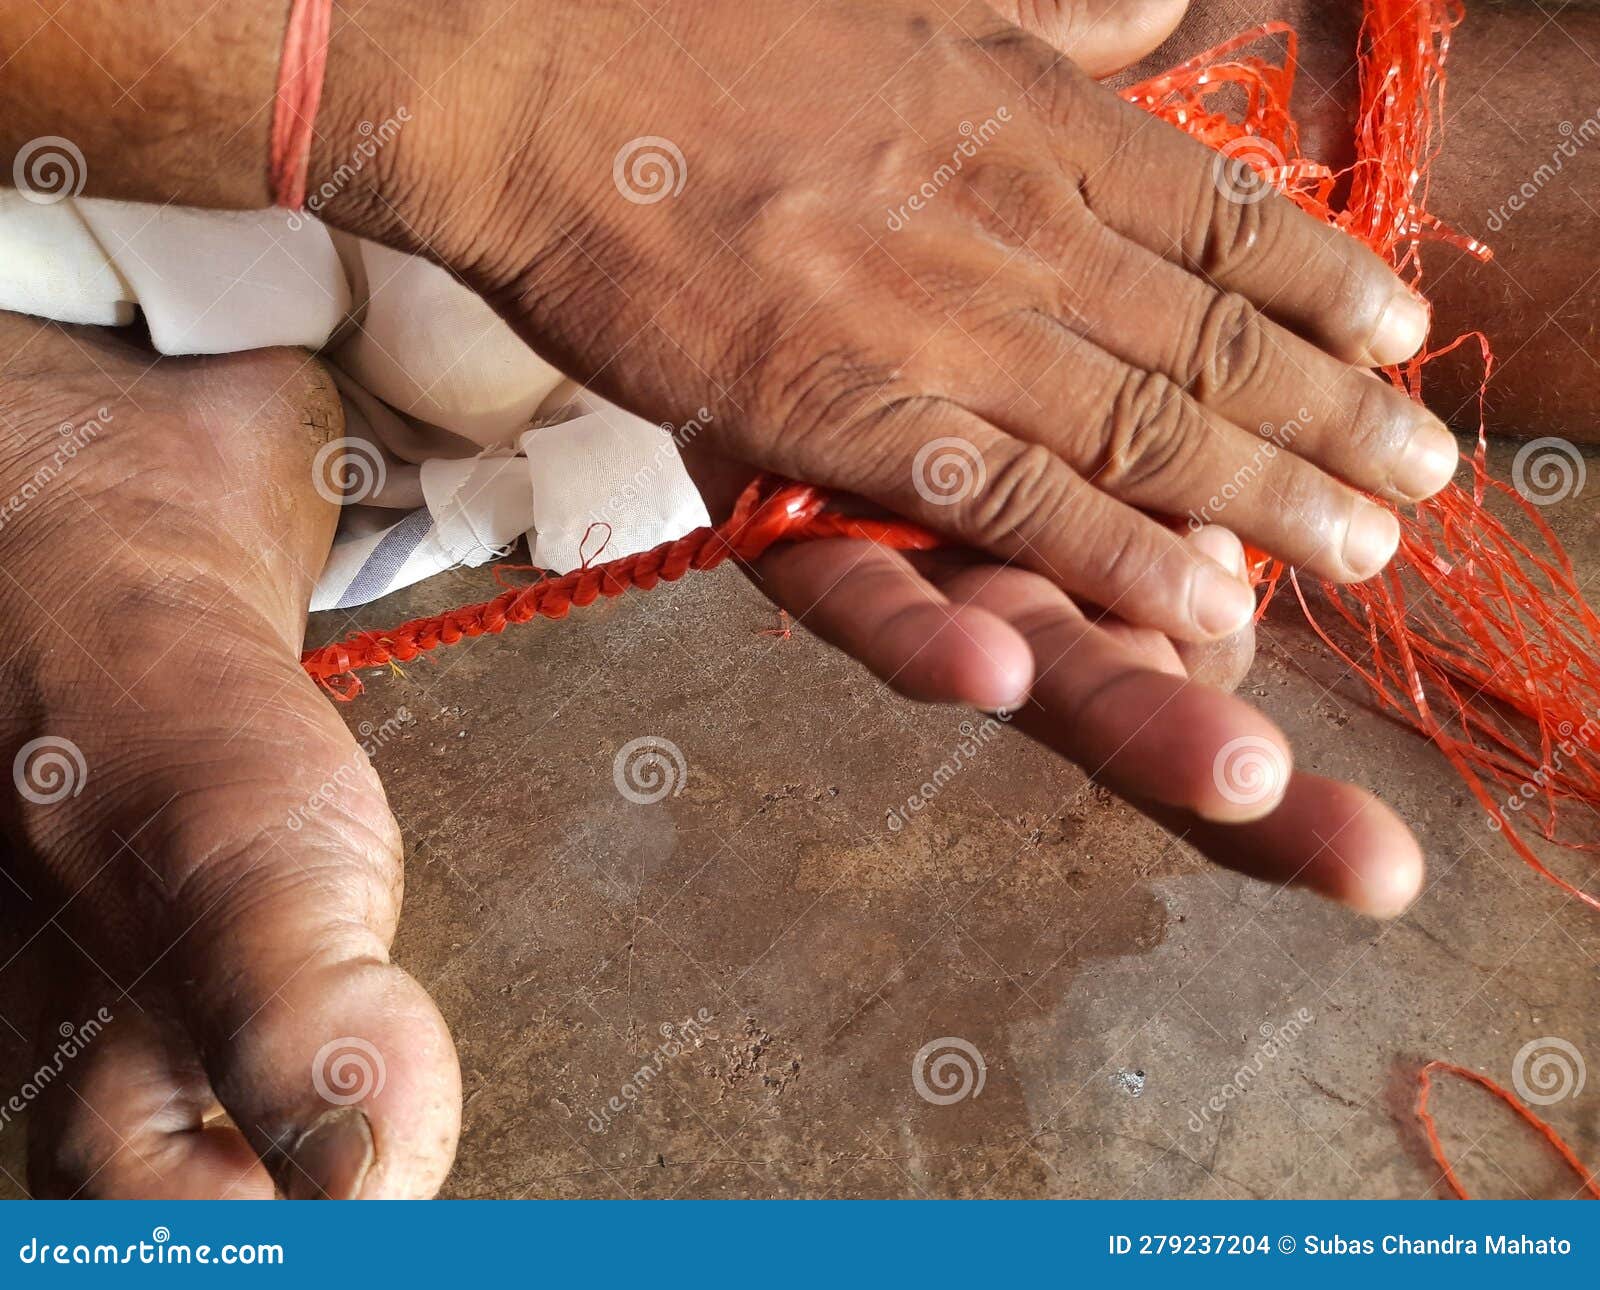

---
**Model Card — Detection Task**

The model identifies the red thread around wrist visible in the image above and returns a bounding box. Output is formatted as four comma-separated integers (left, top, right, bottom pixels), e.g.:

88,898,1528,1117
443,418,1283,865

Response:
269,0,333,209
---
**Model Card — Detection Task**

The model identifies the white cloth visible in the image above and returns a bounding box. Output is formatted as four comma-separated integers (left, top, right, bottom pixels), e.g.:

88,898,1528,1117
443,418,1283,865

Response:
0,193,709,610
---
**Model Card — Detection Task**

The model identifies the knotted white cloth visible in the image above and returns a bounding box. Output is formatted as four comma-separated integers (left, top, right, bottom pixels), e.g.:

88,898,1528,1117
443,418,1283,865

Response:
0,191,710,611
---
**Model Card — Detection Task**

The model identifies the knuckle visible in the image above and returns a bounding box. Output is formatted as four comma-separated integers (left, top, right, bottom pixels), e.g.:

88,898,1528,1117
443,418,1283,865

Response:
1274,461,1342,547
151,754,403,932
1098,369,1202,492
1188,175,1267,278
960,163,1086,262
1094,519,1168,602
1330,248,1391,343
971,21,1070,79
757,341,908,452
959,440,1074,548
1186,293,1266,404
1345,371,1406,457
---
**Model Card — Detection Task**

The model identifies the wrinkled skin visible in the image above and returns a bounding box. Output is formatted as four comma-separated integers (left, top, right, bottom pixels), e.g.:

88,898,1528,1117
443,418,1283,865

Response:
0,320,456,1198
0,2,1420,1199
316,0,1458,650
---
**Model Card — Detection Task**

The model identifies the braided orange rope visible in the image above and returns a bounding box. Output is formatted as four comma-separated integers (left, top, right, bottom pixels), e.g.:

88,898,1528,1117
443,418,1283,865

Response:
303,479,935,700
1416,1061,1600,1199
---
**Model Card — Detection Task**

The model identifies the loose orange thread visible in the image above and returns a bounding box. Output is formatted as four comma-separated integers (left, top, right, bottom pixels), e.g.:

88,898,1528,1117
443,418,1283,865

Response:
1415,1061,1600,1199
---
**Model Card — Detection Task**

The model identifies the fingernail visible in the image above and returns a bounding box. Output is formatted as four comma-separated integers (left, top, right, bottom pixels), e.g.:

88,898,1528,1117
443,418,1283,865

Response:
283,1106,374,1200
1389,415,1459,500
1193,561,1257,637
1187,525,1247,578
1343,501,1401,578
1368,292,1430,365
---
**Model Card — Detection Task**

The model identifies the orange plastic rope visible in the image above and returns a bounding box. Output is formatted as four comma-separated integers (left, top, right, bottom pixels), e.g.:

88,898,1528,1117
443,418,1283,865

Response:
1415,1061,1600,1199
302,479,935,701
304,0,1600,908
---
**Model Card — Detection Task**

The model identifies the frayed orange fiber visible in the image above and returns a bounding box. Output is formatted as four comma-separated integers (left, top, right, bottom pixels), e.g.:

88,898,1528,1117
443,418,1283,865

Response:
305,0,1600,908
1415,1062,1600,1199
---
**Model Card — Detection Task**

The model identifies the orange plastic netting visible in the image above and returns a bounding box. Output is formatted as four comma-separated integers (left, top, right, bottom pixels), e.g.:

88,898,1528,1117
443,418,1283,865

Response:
304,0,1600,909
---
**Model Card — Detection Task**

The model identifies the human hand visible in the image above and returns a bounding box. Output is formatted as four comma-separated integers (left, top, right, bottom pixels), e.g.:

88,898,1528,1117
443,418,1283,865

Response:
309,0,1457,647
0,317,458,1198
747,531,1421,918
685,450,1422,919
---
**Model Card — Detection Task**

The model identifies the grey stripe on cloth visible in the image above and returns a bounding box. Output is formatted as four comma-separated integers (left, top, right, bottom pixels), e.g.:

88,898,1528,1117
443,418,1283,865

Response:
332,507,436,609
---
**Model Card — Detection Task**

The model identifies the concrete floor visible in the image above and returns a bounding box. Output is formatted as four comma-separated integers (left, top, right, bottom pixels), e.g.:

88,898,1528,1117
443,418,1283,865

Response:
2,441,1598,1197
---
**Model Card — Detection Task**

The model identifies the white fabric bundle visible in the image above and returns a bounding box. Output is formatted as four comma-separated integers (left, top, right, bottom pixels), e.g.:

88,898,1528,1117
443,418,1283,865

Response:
0,190,710,611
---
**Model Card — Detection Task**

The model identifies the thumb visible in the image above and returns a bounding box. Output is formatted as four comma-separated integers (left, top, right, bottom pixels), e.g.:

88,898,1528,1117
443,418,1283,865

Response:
986,0,1191,76
122,673,461,1199
160,703,462,1199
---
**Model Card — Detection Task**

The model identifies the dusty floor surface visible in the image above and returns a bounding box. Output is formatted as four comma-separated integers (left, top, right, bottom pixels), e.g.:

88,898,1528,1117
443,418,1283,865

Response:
1,441,1597,1198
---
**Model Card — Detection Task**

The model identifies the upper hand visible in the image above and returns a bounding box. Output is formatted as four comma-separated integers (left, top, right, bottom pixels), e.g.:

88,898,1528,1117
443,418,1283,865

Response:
316,0,1455,645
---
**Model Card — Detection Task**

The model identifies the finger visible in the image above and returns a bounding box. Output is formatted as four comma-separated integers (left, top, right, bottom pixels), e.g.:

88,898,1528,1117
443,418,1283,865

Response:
1086,526,1256,689
28,982,274,1200
842,400,1257,641
1040,219,1458,503
938,563,1289,821
955,300,1401,580
1165,526,1257,691
754,538,1035,709
973,31,1429,368
985,0,1190,75
1138,773,1426,918
140,691,461,1199
1079,523,1240,672
1077,93,1430,366
940,559,1420,916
